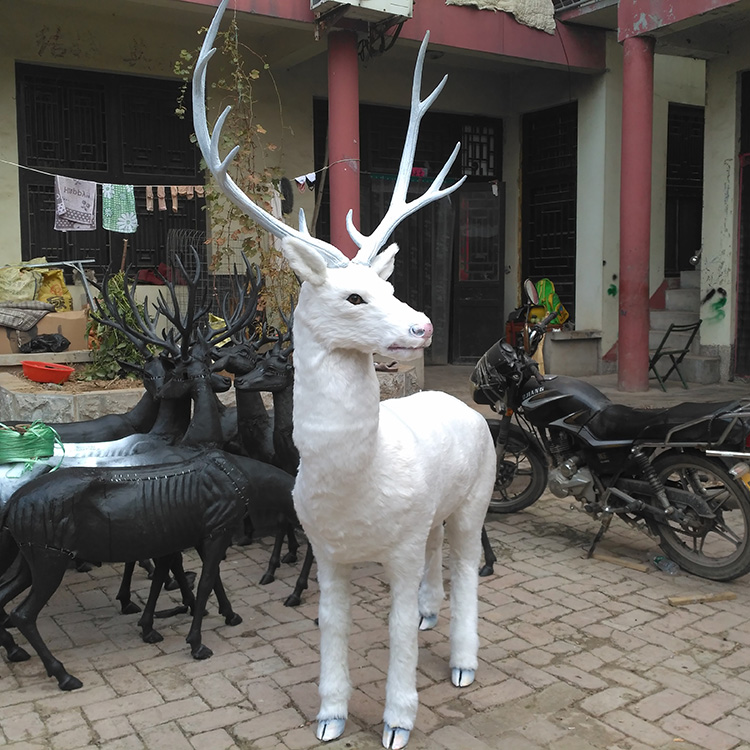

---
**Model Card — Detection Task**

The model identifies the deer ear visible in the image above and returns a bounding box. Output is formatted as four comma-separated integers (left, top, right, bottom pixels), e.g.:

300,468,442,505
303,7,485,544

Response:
371,243,399,280
282,237,329,286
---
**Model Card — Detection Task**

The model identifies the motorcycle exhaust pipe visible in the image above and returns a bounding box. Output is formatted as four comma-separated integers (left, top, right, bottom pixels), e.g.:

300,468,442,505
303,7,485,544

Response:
728,461,750,494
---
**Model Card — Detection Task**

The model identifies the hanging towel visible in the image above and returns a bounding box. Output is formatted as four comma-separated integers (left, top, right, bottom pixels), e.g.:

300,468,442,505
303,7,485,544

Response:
54,176,97,232
102,183,138,233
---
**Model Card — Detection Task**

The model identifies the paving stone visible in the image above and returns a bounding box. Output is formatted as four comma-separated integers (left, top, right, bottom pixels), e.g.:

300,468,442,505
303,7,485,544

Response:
1,493,750,750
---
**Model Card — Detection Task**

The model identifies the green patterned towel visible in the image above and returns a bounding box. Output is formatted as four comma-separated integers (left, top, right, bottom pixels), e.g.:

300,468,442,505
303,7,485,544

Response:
102,183,138,233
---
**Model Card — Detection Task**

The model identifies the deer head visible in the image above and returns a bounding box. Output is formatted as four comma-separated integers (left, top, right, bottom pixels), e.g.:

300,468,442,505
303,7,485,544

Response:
234,307,294,392
193,0,464,358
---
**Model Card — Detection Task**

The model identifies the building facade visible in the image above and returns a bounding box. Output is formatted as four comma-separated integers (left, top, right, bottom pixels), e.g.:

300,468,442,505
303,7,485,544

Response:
1,0,747,384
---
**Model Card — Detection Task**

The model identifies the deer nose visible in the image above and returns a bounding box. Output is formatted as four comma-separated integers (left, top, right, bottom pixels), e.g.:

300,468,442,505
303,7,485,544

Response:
409,322,433,339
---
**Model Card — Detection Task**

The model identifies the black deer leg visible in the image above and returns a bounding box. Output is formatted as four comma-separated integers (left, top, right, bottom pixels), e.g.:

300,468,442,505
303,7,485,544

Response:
259,525,287,585
0,555,32,663
281,522,299,564
11,549,79,690
479,525,496,577
155,553,196,619
284,543,315,607
116,562,142,615
235,514,254,547
137,557,172,644
187,533,234,659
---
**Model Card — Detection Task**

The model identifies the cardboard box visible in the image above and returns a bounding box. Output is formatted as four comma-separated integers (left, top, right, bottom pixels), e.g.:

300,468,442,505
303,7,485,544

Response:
0,309,89,355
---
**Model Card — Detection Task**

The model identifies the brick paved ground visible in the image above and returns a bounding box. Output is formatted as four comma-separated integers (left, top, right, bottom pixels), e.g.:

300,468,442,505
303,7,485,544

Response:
1,491,749,750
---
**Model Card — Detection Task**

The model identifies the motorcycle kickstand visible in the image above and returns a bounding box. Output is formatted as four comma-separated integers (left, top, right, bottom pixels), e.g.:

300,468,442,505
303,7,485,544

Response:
586,512,613,559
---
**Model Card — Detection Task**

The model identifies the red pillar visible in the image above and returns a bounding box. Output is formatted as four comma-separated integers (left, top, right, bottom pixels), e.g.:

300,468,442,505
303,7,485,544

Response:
327,30,360,259
618,35,655,392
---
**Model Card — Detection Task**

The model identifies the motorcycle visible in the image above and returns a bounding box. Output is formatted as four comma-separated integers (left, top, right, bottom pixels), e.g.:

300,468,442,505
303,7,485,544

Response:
472,281,750,581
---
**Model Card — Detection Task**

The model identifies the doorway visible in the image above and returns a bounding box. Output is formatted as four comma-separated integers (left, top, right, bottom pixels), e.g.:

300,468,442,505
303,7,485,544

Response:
313,100,504,363
521,102,578,321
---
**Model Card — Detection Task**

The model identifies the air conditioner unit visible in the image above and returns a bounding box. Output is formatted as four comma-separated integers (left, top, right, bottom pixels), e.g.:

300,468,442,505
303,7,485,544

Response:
311,0,413,22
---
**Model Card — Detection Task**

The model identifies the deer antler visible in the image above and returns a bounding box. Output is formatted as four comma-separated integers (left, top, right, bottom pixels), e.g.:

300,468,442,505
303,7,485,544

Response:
193,1,464,270
153,249,212,360
348,32,465,265
193,0,348,269
91,268,181,359
208,255,263,349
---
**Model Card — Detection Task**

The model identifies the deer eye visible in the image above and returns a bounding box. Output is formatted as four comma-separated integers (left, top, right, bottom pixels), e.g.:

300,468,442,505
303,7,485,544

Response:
347,293,366,305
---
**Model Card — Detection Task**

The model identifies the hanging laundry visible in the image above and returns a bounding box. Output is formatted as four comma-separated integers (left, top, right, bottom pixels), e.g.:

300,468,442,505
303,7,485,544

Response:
145,186,154,212
294,175,307,193
54,176,97,231
102,183,138,233
157,185,167,211
170,186,179,212
194,185,205,199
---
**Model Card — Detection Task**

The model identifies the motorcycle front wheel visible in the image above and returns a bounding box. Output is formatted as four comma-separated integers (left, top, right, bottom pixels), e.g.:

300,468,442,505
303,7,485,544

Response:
649,452,750,581
488,423,548,514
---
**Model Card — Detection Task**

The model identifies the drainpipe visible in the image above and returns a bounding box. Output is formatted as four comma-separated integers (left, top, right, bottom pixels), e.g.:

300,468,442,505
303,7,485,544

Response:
618,35,655,392
327,29,360,259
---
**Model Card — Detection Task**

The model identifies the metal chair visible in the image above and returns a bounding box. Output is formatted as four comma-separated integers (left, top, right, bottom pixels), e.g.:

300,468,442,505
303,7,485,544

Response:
649,320,702,391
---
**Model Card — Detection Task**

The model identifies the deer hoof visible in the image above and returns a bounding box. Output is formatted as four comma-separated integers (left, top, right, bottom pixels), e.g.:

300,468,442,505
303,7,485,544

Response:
191,644,213,660
58,674,83,691
141,629,163,644
419,613,437,630
451,667,475,687
316,717,346,742
382,724,410,749
7,645,30,662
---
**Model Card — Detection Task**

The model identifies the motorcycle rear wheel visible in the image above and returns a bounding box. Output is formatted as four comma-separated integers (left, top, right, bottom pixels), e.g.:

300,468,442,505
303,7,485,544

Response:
488,424,548,514
649,452,750,581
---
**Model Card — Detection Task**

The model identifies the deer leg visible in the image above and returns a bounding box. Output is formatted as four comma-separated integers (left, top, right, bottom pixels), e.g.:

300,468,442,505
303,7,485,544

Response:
381,553,423,750
154,553,194,619
444,511,483,689
281,522,299,564
259,524,286,585
284,543,314,608
137,558,172,644
185,533,233,660
210,570,242,626
235,514,254,547
11,549,79,690
314,557,353,743
0,555,32,663
479,525,496,577
418,523,445,631
116,562,142,615
154,553,195,619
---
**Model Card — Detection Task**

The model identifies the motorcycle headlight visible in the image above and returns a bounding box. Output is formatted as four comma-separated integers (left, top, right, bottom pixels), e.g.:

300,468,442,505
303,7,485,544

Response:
471,347,509,407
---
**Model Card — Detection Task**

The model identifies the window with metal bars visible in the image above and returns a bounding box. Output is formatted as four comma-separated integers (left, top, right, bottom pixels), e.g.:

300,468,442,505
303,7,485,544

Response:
15,64,205,281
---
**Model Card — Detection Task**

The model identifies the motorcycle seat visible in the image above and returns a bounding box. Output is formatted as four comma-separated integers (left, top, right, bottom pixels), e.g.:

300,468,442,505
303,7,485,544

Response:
587,400,748,445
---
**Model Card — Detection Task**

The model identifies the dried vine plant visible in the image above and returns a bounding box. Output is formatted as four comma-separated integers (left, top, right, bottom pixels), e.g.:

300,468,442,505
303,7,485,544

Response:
174,12,298,333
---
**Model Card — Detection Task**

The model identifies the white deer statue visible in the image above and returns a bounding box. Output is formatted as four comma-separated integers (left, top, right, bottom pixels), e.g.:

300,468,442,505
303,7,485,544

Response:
193,3,496,747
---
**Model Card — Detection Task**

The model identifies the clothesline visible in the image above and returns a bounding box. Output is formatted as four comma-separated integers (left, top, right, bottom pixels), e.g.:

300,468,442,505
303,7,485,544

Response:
0,158,205,189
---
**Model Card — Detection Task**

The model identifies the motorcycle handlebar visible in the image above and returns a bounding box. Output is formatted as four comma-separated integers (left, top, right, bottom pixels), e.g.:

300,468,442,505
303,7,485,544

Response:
527,305,561,354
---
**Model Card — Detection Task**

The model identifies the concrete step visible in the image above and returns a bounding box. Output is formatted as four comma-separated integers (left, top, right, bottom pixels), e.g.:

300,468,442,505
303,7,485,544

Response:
680,269,700,289
650,309,701,331
648,328,701,354
664,287,700,311
650,353,721,386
